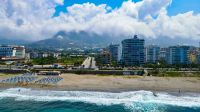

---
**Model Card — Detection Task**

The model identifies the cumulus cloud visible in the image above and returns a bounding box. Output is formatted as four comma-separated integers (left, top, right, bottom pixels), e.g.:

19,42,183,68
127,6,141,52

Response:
138,0,172,19
0,0,61,41
0,0,199,42
149,9,200,40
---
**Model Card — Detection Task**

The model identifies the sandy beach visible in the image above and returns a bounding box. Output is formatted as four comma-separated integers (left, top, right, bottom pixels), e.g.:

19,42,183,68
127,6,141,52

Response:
0,73,200,93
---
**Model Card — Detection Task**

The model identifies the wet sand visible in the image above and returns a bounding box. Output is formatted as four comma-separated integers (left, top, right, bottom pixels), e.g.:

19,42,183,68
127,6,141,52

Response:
0,73,200,93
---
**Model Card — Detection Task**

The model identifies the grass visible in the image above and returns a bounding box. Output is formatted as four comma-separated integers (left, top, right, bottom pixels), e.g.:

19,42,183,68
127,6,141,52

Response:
96,74,142,79
31,56,85,66
0,73,20,77
164,72,182,77
58,57,85,65
123,76,143,79
151,71,200,77
96,74,121,77
96,72,200,78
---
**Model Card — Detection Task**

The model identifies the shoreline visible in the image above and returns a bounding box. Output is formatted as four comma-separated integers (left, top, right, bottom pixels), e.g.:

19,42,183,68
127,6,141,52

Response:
1,85,200,98
0,73,200,93
1,84,200,95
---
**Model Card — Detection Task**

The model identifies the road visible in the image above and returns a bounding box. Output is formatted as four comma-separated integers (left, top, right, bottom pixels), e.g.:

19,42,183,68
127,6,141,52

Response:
82,57,92,69
91,57,97,69
81,57,97,69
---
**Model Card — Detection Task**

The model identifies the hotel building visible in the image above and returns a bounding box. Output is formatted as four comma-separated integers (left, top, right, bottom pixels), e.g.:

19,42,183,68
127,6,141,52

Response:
168,46,190,65
146,45,160,63
0,45,25,60
121,35,145,66
108,44,120,62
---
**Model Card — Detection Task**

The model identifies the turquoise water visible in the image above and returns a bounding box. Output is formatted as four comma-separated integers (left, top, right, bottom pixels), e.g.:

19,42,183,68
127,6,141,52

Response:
0,88,200,112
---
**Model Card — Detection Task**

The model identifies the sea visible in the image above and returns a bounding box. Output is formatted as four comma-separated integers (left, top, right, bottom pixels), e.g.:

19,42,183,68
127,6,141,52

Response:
0,88,200,112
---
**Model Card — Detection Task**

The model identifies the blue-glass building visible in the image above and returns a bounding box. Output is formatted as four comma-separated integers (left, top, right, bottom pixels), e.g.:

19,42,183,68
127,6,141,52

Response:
146,45,160,63
168,46,190,65
159,48,169,62
0,45,25,59
0,46,13,57
121,35,145,66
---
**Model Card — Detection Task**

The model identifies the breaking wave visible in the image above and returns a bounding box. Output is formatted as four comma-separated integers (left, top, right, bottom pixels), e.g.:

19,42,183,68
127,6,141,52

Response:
0,88,200,109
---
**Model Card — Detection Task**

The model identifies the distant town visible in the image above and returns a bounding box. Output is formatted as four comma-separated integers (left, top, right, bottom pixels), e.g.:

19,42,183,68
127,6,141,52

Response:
0,35,200,76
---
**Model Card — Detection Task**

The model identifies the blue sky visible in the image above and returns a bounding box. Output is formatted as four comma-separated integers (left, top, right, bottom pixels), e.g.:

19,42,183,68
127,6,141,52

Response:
55,0,200,16
168,0,200,15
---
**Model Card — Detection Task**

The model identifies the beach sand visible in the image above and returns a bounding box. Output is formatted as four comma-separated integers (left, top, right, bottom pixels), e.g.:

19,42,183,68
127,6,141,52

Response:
0,73,200,93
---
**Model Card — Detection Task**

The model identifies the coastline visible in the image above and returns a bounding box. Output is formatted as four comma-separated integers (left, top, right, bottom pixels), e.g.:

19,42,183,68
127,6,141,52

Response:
0,73,200,93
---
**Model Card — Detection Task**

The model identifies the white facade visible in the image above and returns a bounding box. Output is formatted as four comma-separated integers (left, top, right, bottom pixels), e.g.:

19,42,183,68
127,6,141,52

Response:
0,45,25,59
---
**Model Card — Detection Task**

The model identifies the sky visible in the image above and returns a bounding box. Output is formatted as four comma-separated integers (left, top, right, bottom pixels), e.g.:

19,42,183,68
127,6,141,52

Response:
0,0,200,44
55,0,200,16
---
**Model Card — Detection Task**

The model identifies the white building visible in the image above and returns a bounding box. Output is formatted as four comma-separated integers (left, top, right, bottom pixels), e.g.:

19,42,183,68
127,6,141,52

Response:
0,45,25,59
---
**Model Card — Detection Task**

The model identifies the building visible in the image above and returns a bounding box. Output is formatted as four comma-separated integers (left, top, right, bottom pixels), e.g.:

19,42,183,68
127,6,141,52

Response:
168,46,190,65
0,45,25,60
146,45,160,63
196,52,200,64
38,52,49,58
188,47,199,64
159,48,169,62
108,44,119,62
29,52,61,59
14,46,26,58
98,49,111,65
25,53,30,60
30,52,39,59
53,53,61,59
121,35,145,66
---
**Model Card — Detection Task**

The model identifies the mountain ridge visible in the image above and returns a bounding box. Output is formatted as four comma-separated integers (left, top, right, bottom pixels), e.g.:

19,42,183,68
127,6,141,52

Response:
27,31,112,49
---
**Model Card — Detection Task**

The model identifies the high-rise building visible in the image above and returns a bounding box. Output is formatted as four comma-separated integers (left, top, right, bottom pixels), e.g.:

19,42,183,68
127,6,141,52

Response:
168,46,190,65
0,45,25,59
146,45,160,63
108,44,119,62
15,46,26,58
98,49,111,65
159,48,169,63
121,35,145,66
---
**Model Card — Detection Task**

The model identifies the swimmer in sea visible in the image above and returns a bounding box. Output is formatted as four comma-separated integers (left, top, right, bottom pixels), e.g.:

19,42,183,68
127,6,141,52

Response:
153,91,158,97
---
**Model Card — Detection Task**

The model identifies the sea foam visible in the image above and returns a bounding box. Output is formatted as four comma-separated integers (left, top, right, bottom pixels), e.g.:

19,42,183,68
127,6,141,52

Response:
0,88,200,108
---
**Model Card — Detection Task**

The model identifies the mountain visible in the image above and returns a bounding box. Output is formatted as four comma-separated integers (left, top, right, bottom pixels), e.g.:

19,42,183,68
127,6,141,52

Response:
4,30,197,49
27,31,113,49
0,38,29,45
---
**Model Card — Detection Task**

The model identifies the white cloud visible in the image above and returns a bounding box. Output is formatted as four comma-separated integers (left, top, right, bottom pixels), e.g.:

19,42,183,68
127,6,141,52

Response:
0,0,199,42
117,0,139,18
138,0,172,19
150,10,200,40
66,3,109,23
